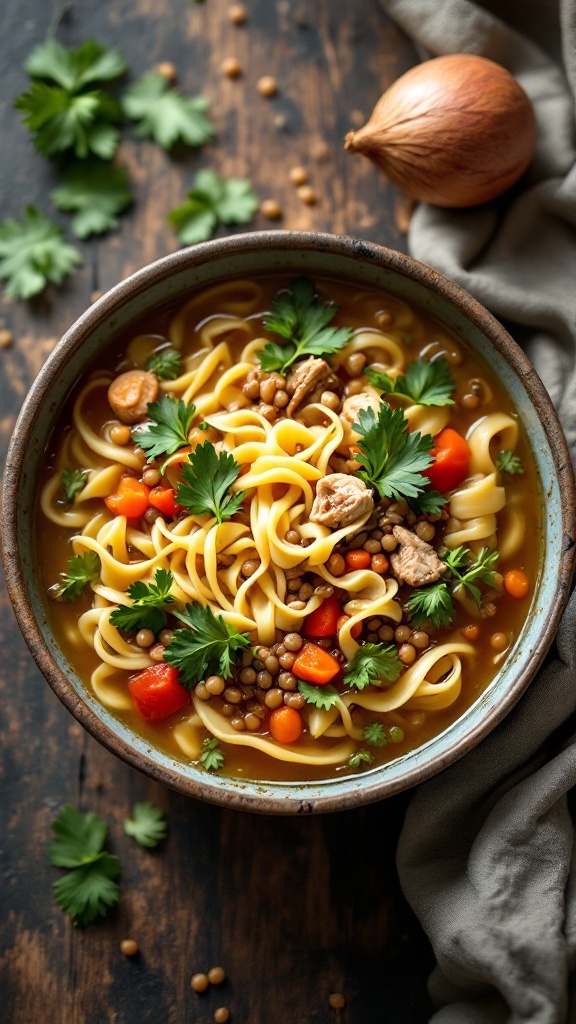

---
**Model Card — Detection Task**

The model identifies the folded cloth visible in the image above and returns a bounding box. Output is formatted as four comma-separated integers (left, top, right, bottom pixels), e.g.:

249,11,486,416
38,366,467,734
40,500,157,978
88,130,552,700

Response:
376,2,576,1021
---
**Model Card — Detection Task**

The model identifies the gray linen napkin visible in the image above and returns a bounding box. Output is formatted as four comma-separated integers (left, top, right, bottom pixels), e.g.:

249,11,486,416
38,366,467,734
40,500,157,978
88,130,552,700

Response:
376,2,576,1021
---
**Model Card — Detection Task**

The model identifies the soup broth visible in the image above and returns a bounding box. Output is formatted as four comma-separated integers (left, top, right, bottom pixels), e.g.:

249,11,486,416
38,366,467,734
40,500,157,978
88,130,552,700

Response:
36,275,540,782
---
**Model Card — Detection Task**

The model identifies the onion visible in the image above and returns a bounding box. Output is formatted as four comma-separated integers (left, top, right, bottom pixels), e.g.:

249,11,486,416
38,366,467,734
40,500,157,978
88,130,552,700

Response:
344,54,537,208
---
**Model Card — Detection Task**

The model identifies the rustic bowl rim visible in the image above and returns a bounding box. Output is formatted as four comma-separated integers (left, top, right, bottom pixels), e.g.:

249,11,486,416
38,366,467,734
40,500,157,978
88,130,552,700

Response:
2,230,575,814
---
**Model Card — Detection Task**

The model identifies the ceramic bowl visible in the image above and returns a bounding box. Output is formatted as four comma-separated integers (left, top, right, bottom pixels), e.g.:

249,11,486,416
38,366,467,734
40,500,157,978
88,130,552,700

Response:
3,231,575,813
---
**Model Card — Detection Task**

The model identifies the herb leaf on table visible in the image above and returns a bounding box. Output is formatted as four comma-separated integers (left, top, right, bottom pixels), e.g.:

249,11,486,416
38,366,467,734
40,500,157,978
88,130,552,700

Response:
168,169,259,244
258,276,352,374
124,802,168,848
49,805,121,927
51,160,132,238
0,206,82,300
122,71,214,150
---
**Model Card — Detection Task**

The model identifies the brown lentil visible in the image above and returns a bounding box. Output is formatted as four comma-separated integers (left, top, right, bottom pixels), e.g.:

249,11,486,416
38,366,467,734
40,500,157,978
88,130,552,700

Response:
321,390,341,411
142,467,161,487
329,993,346,1010
327,553,346,576
287,599,306,610
284,692,305,709
149,643,165,662
259,402,276,422
284,632,303,651
461,393,480,410
221,57,242,78
395,624,412,643
411,631,430,650
462,624,480,641
231,717,245,731
241,558,260,577
278,672,297,690
378,624,394,642
343,378,364,397
208,966,226,985
257,74,278,96
381,533,397,550
224,686,242,704
229,1,247,22
191,973,209,993
144,506,161,525
256,670,273,689
376,310,393,327
110,423,132,446
490,632,508,651
155,61,177,82
298,582,314,600
158,628,174,647
285,529,301,544
264,655,280,674
289,165,308,185
195,683,210,700
371,553,390,574
135,628,155,648
243,378,260,400
288,577,302,592
0,328,14,348
259,377,277,403
214,1010,230,1024
314,584,334,599
444,348,463,366
363,538,382,554
399,643,416,665
265,688,284,709
414,520,435,542
206,675,226,695
120,938,139,957
345,352,366,377
244,713,261,731
260,198,283,220
297,184,316,205
279,651,296,669
273,389,289,408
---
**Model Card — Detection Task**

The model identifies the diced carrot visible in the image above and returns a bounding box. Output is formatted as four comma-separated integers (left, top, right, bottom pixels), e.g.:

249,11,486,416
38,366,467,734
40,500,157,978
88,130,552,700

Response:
336,613,362,640
292,642,340,685
304,597,342,637
128,663,190,721
504,569,529,599
269,706,303,744
345,549,371,571
105,476,150,518
425,428,471,493
149,486,180,518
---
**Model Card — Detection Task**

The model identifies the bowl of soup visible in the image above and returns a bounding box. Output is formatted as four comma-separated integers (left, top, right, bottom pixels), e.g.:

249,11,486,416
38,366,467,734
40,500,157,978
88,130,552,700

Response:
2,231,575,813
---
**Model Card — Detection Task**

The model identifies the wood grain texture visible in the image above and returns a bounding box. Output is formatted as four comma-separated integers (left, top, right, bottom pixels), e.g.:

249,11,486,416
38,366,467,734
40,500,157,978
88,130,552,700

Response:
0,1,433,1021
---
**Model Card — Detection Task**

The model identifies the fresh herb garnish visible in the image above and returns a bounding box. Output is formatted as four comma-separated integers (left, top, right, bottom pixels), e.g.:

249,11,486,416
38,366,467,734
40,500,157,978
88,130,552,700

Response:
109,568,174,635
444,546,500,605
406,546,500,628
366,358,456,407
342,643,403,690
495,450,524,475
0,206,82,300
257,276,352,375
389,726,405,743
122,71,214,150
123,802,167,848
407,490,446,515
348,749,374,769
49,805,121,926
176,443,246,524
363,722,388,747
199,737,225,772
51,160,132,239
353,402,435,503
61,467,86,503
60,551,100,601
145,348,183,381
15,38,126,159
165,601,251,687
134,396,196,462
297,680,340,710
168,169,259,244
405,581,455,629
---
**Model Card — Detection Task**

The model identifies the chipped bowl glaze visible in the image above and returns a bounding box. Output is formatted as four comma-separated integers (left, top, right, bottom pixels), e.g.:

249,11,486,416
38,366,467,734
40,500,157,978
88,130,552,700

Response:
2,232,575,814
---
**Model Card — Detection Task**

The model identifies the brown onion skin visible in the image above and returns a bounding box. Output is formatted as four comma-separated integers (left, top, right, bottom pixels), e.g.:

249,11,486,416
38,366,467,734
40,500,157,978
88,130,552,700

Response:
344,54,538,208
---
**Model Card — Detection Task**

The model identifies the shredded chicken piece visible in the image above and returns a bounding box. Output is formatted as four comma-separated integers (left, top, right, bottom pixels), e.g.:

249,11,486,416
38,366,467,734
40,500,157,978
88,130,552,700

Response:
389,525,446,588
339,390,381,450
286,357,331,415
107,370,159,424
310,473,374,528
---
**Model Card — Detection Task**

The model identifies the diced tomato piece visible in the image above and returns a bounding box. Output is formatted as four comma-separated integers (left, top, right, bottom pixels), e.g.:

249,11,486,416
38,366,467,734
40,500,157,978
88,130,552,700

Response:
105,476,150,518
149,486,181,518
292,642,340,685
425,428,471,493
304,596,342,637
128,663,190,721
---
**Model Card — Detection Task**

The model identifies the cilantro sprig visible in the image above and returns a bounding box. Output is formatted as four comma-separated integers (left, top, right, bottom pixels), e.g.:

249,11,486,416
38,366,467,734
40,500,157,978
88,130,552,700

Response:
405,582,455,630
353,402,435,503
257,277,352,375
145,348,183,381
49,805,121,927
406,546,500,628
165,601,251,687
168,169,259,245
363,722,388,747
122,71,214,150
199,737,225,772
124,802,167,848
407,490,447,515
51,160,132,239
495,450,524,475
176,443,246,524
109,568,174,635
60,551,100,601
298,680,340,710
0,206,81,300
342,643,403,690
61,467,86,503
366,358,456,407
348,750,374,769
134,396,196,462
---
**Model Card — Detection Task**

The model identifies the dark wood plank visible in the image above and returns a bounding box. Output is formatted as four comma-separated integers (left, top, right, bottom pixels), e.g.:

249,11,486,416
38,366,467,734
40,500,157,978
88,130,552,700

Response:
0,2,433,1021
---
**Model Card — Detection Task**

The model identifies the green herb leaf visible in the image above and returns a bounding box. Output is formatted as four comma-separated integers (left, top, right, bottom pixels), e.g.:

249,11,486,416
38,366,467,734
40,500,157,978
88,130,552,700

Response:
61,467,86,503
49,805,108,868
363,722,388,747
134,395,196,461
445,546,499,606
199,737,225,772
0,206,82,300
60,551,100,602
25,38,126,91
495,450,524,475
297,680,340,710
407,490,447,515
109,568,174,635
122,71,214,150
405,581,455,629
165,601,251,686
145,348,183,381
176,443,245,524
49,805,121,927
343,643,403,691
348,749,374,769
366,358,455,407
168,169,258,245
51,160,132,239
257,277,352,374
353,402,435,503
123,802,167,848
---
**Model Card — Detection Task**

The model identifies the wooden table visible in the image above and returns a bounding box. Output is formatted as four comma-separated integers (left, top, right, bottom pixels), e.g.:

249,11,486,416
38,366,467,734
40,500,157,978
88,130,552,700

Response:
1,2,434,1020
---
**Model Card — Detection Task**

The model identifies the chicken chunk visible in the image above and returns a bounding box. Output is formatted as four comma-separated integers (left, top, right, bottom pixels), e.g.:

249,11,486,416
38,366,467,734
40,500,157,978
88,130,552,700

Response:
310,473,374,528
107,370,159,425
286,357,331,416
389,525,446,588
339,390,381,451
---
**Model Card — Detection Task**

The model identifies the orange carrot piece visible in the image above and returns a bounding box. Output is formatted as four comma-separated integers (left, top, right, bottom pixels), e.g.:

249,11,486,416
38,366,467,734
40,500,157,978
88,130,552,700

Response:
504,569,529,599
345,549,371,571
105,476,150,518
292,642,340,685
269,706,303,744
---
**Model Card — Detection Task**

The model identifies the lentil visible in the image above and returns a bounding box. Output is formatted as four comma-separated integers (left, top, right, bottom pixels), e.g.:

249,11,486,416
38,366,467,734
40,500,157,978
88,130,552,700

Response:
231,717,245,731
259,402,276,421
257,75,278,96
298,582,314,600
284,632,303,651
208,966,226,985
265,688,284,709
149,643,165,662
135,628,155,648
144,506,161,525
378,624,394,642
461,393,480,410
195,683,210,700
284,692,305,709
221,57,242,78
224,686,242,704
260,198,283,220
376,310,393,327
329,993,346,1010
321,390,341,411
120,938,139,957
279,651,296,669
158,628,174,647
287,599,306,610
244,713,261,731
414,520,435,542
259,377,277,403
0,328,14,348
241,558,260,577
395,624,412,644
345,352,366,377
206,675,226,695
411,631,430,650
462,624,480,641
229,1,247,22
243,378,260,400
278,672,297,690
264,655,280,674
371,553,390,574
214,1010,230,1024
256,670,273,689
285,529,301,544
110,423,132,446
363,538,382,554
327,553,346,577
490,632,508,651
289,165,308,185
191,973,209,993
343,378,364,397
142,467,160,487
273,389,289,408
155,61,176,82
297,184,316,205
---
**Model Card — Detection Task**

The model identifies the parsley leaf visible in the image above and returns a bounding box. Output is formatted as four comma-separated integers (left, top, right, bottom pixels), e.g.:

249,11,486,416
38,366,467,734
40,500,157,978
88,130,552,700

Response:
61,467,86,503
0,206,82,300
51,160,132,239
406,546,500,628
165,601,251,686
343,643,403,690
495,450,524,475
176,443,245,524
348,749,374,769
363,722,388,747
124,802,167,848
49,805,121,927
353,402,435,502
60,551,100,601
168,169,259,245
257,276,352,374
407,490,447,515
199,737,225,772
15,39,125,159
123,71,214,149
134,396,196,462
406,581,455,629
297,680,340,710
366,358,455,407
445,546,499,606
145,348,183,381
109,568,174,635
